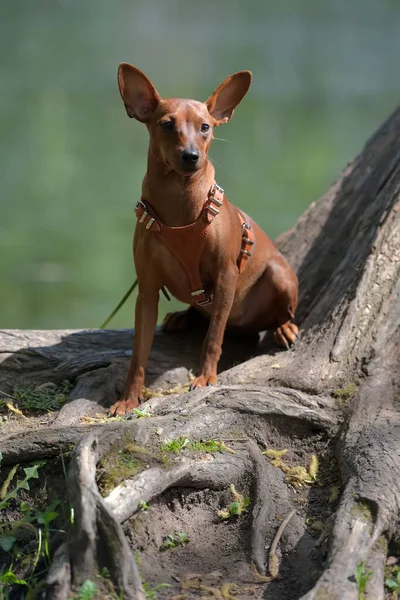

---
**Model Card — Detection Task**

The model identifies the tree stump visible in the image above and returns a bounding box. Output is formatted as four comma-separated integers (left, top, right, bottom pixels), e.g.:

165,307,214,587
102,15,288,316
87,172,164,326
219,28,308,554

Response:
1,106,400,600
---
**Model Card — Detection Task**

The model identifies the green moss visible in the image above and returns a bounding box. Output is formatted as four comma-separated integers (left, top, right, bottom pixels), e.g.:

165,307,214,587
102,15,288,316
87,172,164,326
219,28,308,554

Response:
160,453,171,467
123,442,153,456
62,443,76,457
373,536,388,553
350,501,373,526
332,383,357,401
189,439,230,452
12,380,73,414
161,437,232,454
97,437,163,496
97,448,142,496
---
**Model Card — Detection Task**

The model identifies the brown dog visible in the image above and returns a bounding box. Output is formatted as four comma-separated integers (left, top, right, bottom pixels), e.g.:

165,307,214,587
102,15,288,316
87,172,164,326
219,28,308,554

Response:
109,64,298,417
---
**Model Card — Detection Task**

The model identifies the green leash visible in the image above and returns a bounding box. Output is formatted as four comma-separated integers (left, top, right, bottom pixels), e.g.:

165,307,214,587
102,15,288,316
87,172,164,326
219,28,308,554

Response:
100,280,138,329
100,281,171,329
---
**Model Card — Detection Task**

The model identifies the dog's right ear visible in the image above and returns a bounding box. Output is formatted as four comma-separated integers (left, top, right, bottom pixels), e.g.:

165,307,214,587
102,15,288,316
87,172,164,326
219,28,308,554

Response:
117,63,161,122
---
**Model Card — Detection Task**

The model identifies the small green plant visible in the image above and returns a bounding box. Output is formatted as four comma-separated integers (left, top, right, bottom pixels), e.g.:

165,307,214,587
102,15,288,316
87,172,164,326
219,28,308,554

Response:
143,581,171,599
0,461,44,510
385,566,400,598
0,456,66,600
161,437,191,453
13,380,73,413
160,531,190,550
0,549,41,598
140,500,149,511
131,406,153,418
135,550,170,598
0,568,29,587
20,499,60,560
0,534,16,552
218,484,250,520
355,563,372,600
74,579,97,600
99,566,111,579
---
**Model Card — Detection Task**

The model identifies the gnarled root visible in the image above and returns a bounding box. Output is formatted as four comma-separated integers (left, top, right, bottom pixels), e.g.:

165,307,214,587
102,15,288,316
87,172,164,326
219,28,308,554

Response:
43,433,145,600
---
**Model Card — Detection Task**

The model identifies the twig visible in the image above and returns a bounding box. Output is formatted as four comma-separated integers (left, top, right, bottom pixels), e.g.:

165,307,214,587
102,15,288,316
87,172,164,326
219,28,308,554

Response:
268,509,296,578
250,509,296,583
0,388,20,402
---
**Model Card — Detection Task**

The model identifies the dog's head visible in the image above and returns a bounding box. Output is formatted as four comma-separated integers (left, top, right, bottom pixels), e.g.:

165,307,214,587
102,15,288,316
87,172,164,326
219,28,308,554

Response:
117,63,252,176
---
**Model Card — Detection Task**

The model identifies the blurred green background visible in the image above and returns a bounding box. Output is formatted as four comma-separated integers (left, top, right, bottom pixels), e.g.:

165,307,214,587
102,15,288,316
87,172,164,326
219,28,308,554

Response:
1,0,399,329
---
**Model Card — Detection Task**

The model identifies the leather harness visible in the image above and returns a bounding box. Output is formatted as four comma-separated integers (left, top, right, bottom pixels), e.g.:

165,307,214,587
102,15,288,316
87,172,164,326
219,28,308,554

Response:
134,183,254,306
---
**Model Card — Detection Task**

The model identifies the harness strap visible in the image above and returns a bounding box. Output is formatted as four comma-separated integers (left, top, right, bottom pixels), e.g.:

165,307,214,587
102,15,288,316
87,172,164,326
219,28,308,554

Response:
134,183,253,306
237,211,255,274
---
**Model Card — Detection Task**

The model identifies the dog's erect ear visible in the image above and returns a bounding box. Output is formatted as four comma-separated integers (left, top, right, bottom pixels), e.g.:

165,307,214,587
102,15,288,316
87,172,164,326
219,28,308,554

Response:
117,63,161,122
205,70,252,126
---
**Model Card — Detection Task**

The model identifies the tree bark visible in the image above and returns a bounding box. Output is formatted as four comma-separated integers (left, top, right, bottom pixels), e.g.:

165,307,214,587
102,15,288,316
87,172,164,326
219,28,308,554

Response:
1,106,400,600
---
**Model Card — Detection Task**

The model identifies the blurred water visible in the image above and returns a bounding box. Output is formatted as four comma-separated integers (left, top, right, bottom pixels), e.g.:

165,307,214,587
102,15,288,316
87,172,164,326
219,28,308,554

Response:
1,0,399,329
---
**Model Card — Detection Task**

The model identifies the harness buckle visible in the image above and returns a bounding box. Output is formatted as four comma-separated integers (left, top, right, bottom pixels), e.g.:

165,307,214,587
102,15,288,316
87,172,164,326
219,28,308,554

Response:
242,222,252,233
242,236,254,245
136,200,148,223
197,295,213,306
191,289,213,306
210,183,224,197
146,217,155,230
208,205,220,216
209,183,224,208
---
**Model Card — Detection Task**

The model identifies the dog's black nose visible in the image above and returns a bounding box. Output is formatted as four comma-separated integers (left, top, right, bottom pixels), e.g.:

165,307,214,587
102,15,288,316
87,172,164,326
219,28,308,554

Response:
181,149,199,165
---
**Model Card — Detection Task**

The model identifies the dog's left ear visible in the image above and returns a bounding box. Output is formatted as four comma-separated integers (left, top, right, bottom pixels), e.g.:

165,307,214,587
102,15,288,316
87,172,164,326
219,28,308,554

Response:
205,70,252,126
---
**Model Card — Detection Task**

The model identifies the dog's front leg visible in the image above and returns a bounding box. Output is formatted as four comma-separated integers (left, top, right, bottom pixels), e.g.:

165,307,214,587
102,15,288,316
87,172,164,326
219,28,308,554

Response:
108,286,159,416
190,267,238,389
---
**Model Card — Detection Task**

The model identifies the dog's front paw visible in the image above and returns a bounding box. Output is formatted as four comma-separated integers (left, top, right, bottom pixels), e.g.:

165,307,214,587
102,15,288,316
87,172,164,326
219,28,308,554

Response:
273,322,299,350
189,374,217,390
108,397,140,417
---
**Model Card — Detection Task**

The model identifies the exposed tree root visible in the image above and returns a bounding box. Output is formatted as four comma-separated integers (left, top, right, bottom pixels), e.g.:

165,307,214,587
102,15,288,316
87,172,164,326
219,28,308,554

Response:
1,385,335,465
43,544,71,600
34,390,330,599
300,275,400,600
104,452,253,524
43,433,145,600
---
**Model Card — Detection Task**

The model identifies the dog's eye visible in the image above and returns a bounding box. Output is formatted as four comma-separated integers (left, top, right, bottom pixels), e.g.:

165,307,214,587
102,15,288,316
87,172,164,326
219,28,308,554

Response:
201,123,210,133
161,120,174,131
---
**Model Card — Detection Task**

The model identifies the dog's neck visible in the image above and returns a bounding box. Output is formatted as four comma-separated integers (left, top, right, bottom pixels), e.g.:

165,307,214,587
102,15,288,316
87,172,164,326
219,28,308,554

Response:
141,146,216,227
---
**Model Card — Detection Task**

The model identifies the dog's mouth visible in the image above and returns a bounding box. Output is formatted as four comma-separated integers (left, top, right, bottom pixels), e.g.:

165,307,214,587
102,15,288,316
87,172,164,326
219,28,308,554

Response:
179,164,201,175
162,153,205,177
165,160,203,177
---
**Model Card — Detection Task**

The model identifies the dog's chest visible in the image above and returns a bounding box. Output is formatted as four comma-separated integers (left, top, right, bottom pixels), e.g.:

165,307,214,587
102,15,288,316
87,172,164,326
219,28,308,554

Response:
136,232,214,306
